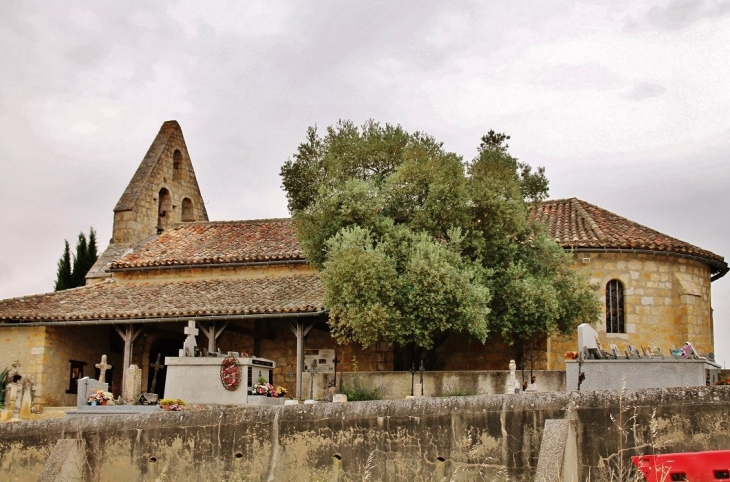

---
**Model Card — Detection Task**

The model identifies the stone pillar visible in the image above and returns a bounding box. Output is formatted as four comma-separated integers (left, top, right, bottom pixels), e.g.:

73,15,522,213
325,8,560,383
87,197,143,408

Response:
122,365,142,404
506,360,520,394
18,379,32,420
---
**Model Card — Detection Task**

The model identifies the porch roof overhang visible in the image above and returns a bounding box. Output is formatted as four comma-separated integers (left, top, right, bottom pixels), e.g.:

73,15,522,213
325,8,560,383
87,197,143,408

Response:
0,310,328,327
0,274,326,326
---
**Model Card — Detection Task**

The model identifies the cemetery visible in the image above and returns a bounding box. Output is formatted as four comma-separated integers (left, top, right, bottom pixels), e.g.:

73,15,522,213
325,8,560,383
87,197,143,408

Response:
2,316,728,481
1,383,729,481
0,122,728,480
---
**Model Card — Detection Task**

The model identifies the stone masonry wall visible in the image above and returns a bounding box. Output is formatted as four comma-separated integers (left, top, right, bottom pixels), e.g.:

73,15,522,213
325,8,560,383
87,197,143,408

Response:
42,326,122,407
0,327,46,405
0,386,728,481
112,124,207,246
548,252,714,370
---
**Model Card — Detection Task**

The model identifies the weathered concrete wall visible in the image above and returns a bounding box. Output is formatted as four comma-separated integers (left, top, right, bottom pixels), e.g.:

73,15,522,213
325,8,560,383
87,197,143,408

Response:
1,386,728,481
565,359,716,392
549,252,715,371
302,370,566,400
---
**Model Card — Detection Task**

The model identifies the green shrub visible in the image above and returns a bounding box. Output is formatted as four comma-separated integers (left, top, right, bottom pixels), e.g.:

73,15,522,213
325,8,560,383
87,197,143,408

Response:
0,367,8,408
438,383,475,397
342,376,384,401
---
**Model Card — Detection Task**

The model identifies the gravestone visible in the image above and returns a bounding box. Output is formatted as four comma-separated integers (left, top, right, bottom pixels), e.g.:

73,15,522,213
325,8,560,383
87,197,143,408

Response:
609,344,620,359
18,378,32,420
577,323,602,358
76,377,109,410
122,365,142,403
149,353,163,391
180,320,199,357
2,382,18,415
626,345,641,359
95,354,112,382
506,360,521,394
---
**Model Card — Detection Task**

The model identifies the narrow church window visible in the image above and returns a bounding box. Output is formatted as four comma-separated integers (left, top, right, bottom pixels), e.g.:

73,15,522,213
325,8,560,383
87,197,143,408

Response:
181,197,195,222
66,360,87,394
172,149,184,181
157,188,172,233
606,279,625,333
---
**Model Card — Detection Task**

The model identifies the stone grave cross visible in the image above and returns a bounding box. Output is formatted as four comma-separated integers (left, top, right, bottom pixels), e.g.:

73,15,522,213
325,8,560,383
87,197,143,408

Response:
149,353,164,394
180,320,199,357
95,355,112,382
307,359,318,400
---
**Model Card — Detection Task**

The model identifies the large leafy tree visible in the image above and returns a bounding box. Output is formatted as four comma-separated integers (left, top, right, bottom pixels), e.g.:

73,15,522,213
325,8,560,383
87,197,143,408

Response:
281,120,599,357
54,228,98,291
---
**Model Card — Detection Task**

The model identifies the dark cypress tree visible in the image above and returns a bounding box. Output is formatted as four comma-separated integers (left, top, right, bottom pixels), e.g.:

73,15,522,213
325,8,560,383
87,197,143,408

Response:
71,232,89,288
87,228,98,270
53,240,72,291
54,228,99,291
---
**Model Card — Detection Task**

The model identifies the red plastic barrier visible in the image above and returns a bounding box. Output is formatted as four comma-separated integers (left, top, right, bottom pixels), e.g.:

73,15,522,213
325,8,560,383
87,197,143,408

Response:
631,450,730,482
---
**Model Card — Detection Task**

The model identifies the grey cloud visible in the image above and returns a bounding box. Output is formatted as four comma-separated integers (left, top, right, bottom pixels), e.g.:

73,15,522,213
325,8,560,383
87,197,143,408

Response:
647,0,730,29
627,82,666,100
2,1,730,362
541,63,621,91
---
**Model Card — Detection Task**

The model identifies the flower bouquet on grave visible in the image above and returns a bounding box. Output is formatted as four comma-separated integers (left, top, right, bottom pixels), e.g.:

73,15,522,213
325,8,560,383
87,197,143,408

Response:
275,386,287,397
159,398,189,411
251,376,285,397
87,390,115,406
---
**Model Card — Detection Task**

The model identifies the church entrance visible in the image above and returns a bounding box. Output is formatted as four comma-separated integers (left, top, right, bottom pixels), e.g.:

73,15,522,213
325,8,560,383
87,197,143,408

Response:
147,337,180,399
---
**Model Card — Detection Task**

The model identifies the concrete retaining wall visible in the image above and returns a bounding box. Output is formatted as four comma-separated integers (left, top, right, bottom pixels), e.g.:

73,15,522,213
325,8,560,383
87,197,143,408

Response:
303,369,566,400
1,386,728,481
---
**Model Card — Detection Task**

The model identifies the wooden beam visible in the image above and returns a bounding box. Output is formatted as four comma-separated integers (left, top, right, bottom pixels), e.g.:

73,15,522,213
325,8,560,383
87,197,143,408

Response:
290,320,317,399
114,324,144,398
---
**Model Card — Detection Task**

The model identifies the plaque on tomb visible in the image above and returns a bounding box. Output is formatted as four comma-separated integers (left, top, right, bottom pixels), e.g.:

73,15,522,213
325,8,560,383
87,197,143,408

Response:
304,349,335,373
609,344,620,359
625,345,641,359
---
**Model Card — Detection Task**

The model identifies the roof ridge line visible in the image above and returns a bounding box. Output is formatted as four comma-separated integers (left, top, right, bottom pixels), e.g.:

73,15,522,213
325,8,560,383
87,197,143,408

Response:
172,218,293,226
571,198,606,241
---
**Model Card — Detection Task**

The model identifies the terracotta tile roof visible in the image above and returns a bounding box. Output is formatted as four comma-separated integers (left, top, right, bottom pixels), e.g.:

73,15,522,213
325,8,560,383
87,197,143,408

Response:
110,219,302,269
532,198,727,275
0,275,324,322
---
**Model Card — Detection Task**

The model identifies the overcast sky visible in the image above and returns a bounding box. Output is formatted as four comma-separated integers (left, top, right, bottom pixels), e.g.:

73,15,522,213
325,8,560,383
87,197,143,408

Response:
1,1,729,365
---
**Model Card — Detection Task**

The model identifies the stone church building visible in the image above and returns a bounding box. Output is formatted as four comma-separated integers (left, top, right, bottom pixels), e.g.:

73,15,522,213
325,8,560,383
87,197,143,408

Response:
0,121,726,407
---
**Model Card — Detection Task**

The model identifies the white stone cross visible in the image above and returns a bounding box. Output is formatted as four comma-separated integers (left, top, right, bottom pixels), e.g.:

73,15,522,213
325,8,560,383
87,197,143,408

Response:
180,320,199,357
95,354,112,382
184,320,199,337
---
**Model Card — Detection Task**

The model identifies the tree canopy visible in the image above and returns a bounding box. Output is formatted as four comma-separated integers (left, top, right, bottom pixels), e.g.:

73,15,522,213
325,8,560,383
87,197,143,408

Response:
54,228,98,291
280,120,599,351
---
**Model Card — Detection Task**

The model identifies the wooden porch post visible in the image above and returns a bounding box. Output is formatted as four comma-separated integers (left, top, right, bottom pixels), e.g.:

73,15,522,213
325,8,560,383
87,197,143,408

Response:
114,324,143,395
289,320,316,400
199,320,230,354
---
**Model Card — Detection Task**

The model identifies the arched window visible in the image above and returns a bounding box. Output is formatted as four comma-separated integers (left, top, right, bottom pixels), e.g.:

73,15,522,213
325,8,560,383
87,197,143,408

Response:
157,188,172,233
172,149,184,181
606,280,625,333
181,197,194,222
